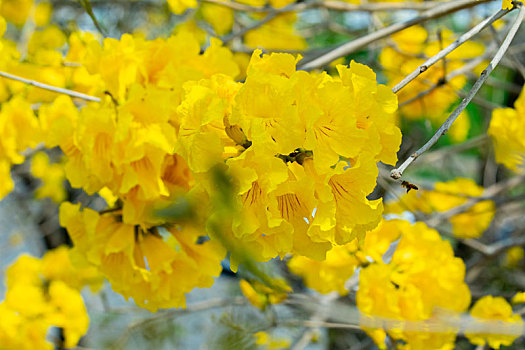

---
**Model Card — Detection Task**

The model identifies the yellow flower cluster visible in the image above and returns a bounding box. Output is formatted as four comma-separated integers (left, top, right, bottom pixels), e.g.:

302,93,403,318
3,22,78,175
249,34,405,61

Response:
288,240,361,295
244,12,307,51
31,151,67,203
44,33,238,225
489,85,525,172
32,30,399,308
288,219,405,295
0,13,107,201
168,0,306,51
466,295,523,349
380,26,484,141
0,96,41,198
357,220,471,349
0,247,97,349
385,177,495,239
192,51,399,264
60,202,225,311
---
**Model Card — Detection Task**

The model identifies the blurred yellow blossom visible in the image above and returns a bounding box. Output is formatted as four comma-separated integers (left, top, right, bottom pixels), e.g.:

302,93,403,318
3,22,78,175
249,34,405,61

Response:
380,25,484,140
240,278,291,310
512,292,525,304
201,2,234,35
33,2,52,27
504,246,524,268
0,96,41,199
31,151,67,203
466,295,523,349
245,14,307,51
1,0,33,26
288,239,360,295
254,331,291,349
357,220,470,349
0,250,91,349
167,0,197,15
489,85,525,171
385,178,495,239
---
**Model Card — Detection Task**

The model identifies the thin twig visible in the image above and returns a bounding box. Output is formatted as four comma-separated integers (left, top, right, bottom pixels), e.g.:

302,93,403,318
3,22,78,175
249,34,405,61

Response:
392,8,509,94
222,9,279,43
426,174,525,226
391,3,525,180
299,0,491,70
199,0,436,13
417,134,488,164
463,234,525,257
0,71,101,102
489,24,525,79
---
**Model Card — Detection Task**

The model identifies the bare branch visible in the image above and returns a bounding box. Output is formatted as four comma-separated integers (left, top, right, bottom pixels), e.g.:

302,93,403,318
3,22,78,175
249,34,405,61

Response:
489,24,525,80
199,0,436,13
390,3,525,180
299,0,491,70
0,71,101,102
392,8,509,94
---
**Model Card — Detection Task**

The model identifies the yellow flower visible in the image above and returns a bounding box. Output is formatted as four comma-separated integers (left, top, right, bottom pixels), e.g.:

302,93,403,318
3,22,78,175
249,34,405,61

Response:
503,246,524,268
1,252,91,349
201,2,234,35
166,0,197,14
466,295,523,349
0,303,53,350
0,95,42,199
240,278,290,310
60,202,225,311
380,26,484,135
46,281,90,348
287,239,360,295
0,96,41,164
0,0,33,26
254,331,291,349
512,292,525,304
489,85,525,171
172,20,206,45
244,14,307,51
33,2,52,27
357,220,470,349
0,158,13,199
31,151,67,203
41,246,104,292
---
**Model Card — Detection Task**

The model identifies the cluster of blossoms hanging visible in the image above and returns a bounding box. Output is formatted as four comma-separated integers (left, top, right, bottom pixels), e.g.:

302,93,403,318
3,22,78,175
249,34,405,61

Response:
289,218,524,349
0,247,101,349
51,29,401,310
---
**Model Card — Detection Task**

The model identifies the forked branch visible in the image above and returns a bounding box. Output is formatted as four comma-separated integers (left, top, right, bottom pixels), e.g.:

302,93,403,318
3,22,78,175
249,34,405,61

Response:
391,3,525,180
392,7,510,94
299,0,491,70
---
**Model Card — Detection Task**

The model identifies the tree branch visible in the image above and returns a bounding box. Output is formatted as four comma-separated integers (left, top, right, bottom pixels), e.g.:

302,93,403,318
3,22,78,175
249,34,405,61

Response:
0,71,101,102
392,7,509,94
199,0,436,13
390,3,525,180
299,0,491,70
